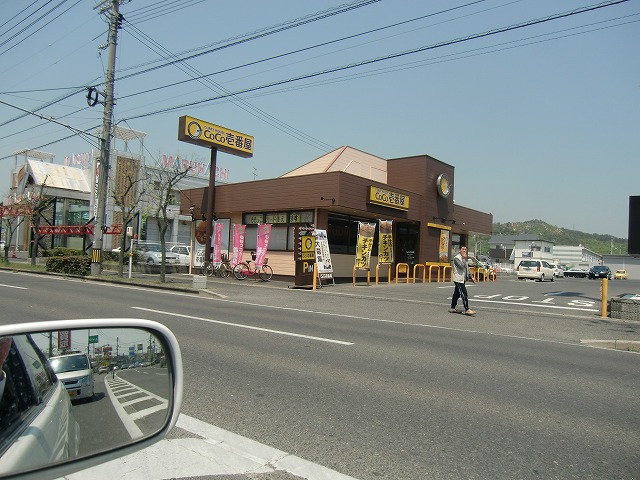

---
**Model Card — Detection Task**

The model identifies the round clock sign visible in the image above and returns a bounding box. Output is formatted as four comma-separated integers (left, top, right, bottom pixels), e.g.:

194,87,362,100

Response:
436,173,451,198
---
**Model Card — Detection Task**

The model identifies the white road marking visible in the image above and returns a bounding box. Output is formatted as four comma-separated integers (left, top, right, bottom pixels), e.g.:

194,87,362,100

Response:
62,412,358,480
0,283,27,289
132,307,355,346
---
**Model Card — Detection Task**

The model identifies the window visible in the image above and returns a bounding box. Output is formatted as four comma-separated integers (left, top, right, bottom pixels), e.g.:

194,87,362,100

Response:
239,211,314,251
327,213,379,255
0,335,56,448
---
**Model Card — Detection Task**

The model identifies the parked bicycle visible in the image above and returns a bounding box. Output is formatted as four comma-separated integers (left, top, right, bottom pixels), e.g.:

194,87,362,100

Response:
233,252,273,281
199,254,231,278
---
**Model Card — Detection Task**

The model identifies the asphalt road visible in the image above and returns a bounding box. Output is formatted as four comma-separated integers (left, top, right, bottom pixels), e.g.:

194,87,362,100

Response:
1,270,639,479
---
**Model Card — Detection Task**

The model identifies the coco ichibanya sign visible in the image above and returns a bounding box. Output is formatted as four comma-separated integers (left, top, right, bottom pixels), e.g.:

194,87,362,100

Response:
178,116,254,158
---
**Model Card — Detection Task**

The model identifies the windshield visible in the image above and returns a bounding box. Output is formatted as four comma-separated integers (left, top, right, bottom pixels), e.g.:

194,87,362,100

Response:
49,355,89,373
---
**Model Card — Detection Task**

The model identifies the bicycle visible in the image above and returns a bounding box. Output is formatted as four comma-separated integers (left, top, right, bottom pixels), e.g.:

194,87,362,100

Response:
200,259,231,278
233,253,273,281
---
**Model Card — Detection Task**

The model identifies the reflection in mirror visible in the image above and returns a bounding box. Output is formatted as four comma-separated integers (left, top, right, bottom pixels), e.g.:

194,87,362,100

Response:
0,327,172,477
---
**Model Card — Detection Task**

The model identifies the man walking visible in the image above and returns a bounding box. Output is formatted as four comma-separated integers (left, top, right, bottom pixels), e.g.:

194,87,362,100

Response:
450,246,476,316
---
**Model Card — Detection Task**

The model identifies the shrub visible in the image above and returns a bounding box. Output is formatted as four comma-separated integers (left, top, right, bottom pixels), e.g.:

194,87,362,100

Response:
46,255,91,276
44,247,85,258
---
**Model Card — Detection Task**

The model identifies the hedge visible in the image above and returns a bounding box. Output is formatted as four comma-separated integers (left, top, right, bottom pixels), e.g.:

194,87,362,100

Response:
46,255,91,276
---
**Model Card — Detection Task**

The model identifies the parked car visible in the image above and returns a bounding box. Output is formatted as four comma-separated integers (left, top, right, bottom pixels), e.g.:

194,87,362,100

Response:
549,263,564,278
137,243,179,265
169,245,204,267
48,352,95,401
564,267,589,278
614,269,628,280
516,260,555,282
588,265,612,280
98,365,110,374
0,334,79,475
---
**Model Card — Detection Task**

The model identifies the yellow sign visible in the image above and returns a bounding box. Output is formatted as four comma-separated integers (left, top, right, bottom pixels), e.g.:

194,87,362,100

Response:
300,235,315,260
178,116,254,158
369,186,409,211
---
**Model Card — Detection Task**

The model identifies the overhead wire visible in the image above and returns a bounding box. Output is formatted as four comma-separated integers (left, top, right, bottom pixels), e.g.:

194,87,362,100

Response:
122,21,335,152
0,0,633,162
119,0,631,122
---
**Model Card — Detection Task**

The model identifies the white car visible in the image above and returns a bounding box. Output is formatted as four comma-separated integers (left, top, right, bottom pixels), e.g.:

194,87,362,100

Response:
48,352,95,401
169,245,204,267
0,319,182,479
516,260,555,282
137,243,179,265
549,263,564,278
0,334,79,475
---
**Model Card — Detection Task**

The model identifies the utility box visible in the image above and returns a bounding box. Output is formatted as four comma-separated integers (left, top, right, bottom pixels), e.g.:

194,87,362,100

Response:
192,275,207,290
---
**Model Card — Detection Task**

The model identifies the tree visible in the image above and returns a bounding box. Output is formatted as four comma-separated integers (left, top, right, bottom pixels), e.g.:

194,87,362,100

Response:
0,180,50,265
146,164,192,283
110,168,147,278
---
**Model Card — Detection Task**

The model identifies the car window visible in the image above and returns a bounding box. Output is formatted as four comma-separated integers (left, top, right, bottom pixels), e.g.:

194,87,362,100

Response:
0,335,56,450
50,354,90,374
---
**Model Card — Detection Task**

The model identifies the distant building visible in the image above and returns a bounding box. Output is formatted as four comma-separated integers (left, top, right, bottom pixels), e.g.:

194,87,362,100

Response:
552,245,602,268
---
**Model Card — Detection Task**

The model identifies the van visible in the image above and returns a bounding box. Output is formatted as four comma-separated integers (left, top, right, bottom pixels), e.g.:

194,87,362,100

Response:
48,353,95,401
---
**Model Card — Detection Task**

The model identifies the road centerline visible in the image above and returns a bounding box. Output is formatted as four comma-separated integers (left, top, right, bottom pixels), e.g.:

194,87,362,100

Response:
131,307,354,345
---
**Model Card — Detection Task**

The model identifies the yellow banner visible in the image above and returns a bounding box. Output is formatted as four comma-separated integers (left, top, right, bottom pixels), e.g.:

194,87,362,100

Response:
378,220,393,263
355,222,376,269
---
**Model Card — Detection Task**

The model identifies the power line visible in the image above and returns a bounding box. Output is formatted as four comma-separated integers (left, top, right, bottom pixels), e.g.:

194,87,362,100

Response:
119,0,630,121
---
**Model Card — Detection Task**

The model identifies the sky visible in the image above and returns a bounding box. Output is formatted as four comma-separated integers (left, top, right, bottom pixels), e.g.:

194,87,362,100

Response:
0,0,638,238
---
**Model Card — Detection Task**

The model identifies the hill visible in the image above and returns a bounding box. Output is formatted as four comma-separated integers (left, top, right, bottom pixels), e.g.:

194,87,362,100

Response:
479,219,627,256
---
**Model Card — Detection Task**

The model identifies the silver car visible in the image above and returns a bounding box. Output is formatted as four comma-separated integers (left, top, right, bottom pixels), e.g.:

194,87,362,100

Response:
138,243,179,265
516,259,555,282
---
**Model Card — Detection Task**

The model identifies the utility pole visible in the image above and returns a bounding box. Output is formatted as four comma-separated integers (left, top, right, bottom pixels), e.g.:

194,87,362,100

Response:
91,0,122,275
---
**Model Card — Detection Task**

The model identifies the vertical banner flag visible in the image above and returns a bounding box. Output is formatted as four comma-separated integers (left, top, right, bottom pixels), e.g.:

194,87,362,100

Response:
212,222,224,263
439,229,450,263
314,229,334,280
355,222,376,269
255,224,271,268
58,330,71,350
378,220,393,264
232,224,246,266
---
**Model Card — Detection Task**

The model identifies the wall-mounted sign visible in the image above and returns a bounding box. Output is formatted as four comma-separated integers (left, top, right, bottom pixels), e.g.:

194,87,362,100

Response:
178,116,254,158
368,186,409,211
436,173,451,198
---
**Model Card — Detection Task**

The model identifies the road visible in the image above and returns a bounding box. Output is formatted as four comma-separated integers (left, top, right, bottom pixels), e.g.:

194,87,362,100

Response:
1,270,639,479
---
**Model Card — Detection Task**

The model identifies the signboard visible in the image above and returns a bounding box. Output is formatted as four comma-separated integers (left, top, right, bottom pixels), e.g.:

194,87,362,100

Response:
314,229,333,281
299,235,315,261
355,222,376,270
255,224,271,268
369,186,409,211
378,220,393,264
178,116,254,158
58,330,71,350
88,335,99,344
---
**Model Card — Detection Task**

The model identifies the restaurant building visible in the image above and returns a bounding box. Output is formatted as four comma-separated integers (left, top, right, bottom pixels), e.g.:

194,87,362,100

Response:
180,146,492,280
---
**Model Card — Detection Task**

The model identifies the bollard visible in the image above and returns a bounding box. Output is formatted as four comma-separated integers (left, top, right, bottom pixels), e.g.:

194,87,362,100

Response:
601,277,609,318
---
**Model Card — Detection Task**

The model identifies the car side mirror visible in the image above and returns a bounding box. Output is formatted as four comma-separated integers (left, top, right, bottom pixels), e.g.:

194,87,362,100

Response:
0,319,182,480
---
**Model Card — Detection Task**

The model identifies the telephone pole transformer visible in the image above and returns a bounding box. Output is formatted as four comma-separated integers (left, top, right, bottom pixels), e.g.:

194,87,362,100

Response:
91,0,122,275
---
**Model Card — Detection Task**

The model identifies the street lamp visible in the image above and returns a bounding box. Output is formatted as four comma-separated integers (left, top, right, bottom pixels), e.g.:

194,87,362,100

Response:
500,243,507,261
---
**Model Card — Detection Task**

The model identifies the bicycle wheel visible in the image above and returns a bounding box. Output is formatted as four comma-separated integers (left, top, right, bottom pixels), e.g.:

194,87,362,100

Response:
219,262,231,278
205,262,215,277
233,263,248,280
199,261,210,276
258,264,273,282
